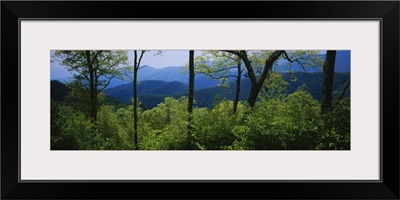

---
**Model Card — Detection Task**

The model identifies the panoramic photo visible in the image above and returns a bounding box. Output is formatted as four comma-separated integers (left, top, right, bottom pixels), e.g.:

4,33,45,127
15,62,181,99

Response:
51,50,350,150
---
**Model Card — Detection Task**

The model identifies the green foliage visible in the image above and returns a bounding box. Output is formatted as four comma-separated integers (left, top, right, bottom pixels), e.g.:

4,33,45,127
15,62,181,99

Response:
193,100,250,150
262,72,289,100
194,50,240,85
51,80,70,101
103,95,130,110
102,72,350,110
50,50,349,150
52,90,350,151
51,104,98,150
318,98,351,150
280,50,324,72
52,84,350,150
52,50,131,108
139,97,188,150
231,90,327,150
53,50,130,85
283,72,350,101
51,102,135,150
64,81,92,117
96,106,134,150
247,50,275,73
212,93,224,108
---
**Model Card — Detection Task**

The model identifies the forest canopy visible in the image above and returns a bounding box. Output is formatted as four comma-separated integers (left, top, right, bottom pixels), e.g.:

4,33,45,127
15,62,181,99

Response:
51,50,350,150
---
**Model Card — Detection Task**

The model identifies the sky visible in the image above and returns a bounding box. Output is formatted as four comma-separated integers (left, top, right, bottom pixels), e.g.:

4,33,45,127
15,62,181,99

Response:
50,50,328,80
131,50,202,68
51,50,201,80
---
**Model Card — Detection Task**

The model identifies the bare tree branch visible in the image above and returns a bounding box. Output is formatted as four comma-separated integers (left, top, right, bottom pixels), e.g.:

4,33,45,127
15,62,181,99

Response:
282,51,312,75
136,50,146,70
97,74,116,93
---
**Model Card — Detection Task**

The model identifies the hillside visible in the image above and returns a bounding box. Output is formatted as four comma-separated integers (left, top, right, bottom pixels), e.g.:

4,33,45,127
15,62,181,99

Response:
103,80,188,102
282,72,350,101
101,72,350,109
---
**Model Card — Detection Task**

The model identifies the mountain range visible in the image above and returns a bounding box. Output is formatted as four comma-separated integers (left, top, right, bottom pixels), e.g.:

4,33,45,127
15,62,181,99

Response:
274,50,350,72
52,71,350,110
101,72,350,109
103,80,188,102
53,51,350,89
52,51,350,109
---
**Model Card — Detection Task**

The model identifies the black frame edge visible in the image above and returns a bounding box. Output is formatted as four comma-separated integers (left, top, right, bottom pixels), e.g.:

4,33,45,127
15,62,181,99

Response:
1,1,399,200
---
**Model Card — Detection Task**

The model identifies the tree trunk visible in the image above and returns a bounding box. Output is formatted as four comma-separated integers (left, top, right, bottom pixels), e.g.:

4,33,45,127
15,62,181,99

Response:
86,50,97,122
321,50,337,114
187,50,195,149
188,50,195,114
133,51,139,150
338,80,350,102
247,84,262,108
233,61,241,114
330,80,350,112
133,70,138,150
131,50,146,150
241,50,283,108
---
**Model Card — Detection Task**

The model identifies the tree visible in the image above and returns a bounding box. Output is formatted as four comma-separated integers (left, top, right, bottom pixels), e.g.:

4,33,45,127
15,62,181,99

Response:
51,80,70,101
263,72,289,100
133,50,146,150
53,50,130,122
187,50,195,149
221,50,284,108
222,50,322,108
195,51,243,113
321,50,337,114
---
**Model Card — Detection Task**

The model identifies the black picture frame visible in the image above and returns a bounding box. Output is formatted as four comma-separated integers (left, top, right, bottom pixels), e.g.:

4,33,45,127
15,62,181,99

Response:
1,1,399,199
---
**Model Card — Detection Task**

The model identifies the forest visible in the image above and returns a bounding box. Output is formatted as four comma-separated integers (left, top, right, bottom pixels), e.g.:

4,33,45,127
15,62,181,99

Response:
51,50,350,150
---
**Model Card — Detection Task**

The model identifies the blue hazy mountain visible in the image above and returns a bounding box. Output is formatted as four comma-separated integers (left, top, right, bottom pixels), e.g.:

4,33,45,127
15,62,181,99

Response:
52,51,350,90
52,72,350,109
102,72,350,109
80,66,221,89
274,50,350,73
103,80,188,102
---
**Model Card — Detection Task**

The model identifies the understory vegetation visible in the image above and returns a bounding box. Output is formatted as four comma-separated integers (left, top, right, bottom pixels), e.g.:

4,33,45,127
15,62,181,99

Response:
51,74,350,150
51,50,350,150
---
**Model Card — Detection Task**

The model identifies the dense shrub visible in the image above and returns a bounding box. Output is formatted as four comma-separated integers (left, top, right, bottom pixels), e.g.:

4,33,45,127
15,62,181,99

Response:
51,93,350,150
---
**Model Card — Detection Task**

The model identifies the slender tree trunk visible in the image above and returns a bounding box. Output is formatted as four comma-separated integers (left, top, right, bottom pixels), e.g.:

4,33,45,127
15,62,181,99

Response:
233,61,241,114
187,50,195,149
321,50,337,114
330,80,350,112
133,51,139,150
338,80,350,101
86,50,97,122
94,69,98,119
131,50,146,150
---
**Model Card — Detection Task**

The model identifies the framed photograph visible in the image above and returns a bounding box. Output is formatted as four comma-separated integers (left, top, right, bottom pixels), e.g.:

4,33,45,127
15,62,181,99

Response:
2,1,399,199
